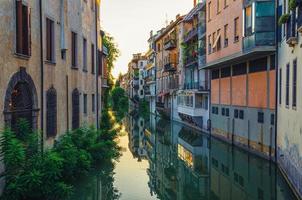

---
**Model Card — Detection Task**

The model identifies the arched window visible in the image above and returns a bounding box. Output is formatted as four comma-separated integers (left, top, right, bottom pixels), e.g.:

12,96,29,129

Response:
46,86,57,138
72,88,80,129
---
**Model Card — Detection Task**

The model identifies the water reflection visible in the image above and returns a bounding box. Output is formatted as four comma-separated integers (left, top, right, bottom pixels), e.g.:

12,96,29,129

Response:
73,113,297,200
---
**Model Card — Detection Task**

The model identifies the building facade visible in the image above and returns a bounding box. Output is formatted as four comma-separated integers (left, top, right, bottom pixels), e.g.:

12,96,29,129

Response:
155,15,183,119
0,0,105,146
177,2,210,130
277,0,302,196
204,0,276,159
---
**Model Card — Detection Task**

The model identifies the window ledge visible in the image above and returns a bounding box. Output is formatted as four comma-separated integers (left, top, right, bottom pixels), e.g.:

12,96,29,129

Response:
71,66,78,70
14,52,30,60
292,106,297,110
45,60,56,65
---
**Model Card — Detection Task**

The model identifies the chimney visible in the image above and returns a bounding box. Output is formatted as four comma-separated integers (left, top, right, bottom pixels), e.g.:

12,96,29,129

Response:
194,0,197,7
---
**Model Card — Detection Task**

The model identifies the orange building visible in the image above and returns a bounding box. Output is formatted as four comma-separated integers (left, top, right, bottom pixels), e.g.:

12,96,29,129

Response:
204,0,276,159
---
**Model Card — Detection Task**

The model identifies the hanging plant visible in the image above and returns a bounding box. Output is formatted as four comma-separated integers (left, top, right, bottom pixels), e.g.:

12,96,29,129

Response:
289,0,297,11
278,14,290,25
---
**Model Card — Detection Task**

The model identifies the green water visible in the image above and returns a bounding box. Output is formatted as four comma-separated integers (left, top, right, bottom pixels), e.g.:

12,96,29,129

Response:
73,114,297,200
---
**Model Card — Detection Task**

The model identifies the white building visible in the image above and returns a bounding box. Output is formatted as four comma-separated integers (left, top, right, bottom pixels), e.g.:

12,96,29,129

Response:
277,1,302,196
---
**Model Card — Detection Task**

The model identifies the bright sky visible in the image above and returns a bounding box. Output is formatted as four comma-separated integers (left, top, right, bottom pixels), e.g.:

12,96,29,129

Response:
100,0,194,78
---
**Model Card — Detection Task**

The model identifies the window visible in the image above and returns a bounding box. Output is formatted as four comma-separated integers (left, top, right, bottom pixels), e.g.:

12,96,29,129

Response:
258,112,264,123
224,24,229,47
71,32,78,67
46,87,57,138
279,68,282,104
239,110,244,119
234,109,239,118
72,89,80,129
91,44,95,74
83,38,87,72
270,55,275,70
221,67,231,78
46,18,55,62
249,57,267,73
83,94,87,115
222,108,225,116
292,59,297,108
212,69,220,79
270,114,275,125
92,94,95,112
234,17,239,42
208,2,212,21
140,90,144,96
16,1,31,56
226,108,230,117
217,0,222,13
212,32,216,52
244,6,252,36
208,34,212,54
286,63,290,106
217,29,221,51
232,63,247,76
98,50,103,76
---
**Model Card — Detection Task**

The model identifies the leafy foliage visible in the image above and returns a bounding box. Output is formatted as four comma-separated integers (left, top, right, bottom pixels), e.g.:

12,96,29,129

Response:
1,113,120,200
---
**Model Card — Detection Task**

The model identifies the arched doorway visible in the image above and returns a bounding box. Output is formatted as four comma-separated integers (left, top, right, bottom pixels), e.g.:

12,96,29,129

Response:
3,68,39,132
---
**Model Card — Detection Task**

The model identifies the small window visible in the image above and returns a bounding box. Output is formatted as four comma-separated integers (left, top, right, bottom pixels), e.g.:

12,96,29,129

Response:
216,107,219,114
270,55,275,70
208,2,212,21
212,107,215,114
234,109,239,118
221,67,231,78
270,114,275,125
222,108,225,116
212,69,220,79
140,90,144,96
239,110,244,119
83,38,87,72
46,87,57,138
232,63,247,76
234,17,239,42
16,1,31,56
92,94,95,112
258,112,264,123
292,59,297,108
226,108,230,117
71,32,78,67
91,44,95,74
83,94,87,115
224,24,229,47
286,63,290,106
249,57,267,73
46,18,55,62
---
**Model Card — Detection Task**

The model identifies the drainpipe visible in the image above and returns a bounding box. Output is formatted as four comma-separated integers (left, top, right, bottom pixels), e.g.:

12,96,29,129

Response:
95,1,100,129
39,0,44,152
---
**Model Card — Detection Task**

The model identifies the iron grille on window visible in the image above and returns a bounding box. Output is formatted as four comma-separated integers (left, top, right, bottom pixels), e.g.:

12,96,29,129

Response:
72,88,80,129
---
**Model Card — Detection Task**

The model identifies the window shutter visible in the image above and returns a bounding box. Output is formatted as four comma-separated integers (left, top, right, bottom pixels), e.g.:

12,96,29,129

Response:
27,6,31,56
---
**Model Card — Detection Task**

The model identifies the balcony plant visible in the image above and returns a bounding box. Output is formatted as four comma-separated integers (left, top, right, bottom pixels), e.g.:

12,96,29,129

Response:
278,13,290,25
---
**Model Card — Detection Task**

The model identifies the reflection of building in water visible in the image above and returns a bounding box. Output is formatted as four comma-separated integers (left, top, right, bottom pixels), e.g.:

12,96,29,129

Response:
127,114,148,161
142,117,295,200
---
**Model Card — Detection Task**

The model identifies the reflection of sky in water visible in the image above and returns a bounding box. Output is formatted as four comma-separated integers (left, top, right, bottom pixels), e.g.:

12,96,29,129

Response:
113,134,159,200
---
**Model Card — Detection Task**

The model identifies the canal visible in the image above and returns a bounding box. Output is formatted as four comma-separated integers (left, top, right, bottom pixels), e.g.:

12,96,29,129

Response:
73,113,298,200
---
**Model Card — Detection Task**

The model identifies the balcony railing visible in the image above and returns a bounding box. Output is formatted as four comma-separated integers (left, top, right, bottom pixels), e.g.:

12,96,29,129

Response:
183,81,209,91
286,13,298,46
164,63,177,72
243,32,275,51
184,28,198,43
164,39,177,50
185,54,198,67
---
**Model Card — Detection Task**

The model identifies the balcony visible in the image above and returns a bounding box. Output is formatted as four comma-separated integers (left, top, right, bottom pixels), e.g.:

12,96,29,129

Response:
164,39,177,50
243,32,275,51
286,14,298,46
133,79,139,89
156,102,170,119
183,81,209,91
164,62,177,72
145,75,156,84
184,28,198,43
185,54,198,67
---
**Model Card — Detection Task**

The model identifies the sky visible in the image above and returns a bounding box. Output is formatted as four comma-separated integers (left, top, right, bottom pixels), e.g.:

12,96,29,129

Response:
100,0,194,78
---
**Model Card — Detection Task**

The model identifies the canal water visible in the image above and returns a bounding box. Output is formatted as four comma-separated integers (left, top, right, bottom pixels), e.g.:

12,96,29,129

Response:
73,113,298,200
